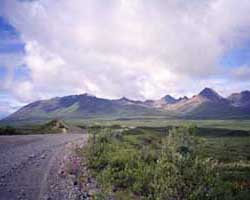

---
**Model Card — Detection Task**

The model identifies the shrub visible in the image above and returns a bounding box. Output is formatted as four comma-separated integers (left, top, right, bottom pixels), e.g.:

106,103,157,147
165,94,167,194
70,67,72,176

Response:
0,126,18,135
85,126,234,199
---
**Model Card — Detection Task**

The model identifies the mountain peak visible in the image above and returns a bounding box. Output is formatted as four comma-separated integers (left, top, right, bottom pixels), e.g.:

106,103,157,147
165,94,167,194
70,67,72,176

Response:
161,95,177,104
81,93,95,98
3,87,250,123
177,96,188,102
228,90,250,107
199,87,216,95
199,88,222,101
119,97,130,101
116,97,138,105
241,90,250,96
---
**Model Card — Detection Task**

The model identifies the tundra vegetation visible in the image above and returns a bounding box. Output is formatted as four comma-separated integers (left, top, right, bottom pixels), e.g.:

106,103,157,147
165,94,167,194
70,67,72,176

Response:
81,125,250,200
0,120,71,135
0,126,18,135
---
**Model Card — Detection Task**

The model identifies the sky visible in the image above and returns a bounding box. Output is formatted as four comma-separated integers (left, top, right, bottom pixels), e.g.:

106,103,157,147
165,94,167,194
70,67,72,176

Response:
0,0,250,118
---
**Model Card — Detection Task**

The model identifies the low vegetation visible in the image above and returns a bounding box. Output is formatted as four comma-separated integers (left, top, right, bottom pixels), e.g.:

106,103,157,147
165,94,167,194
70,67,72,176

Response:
0,119,75,135
0,126,19,135
82,125,250,199
71,119,250,131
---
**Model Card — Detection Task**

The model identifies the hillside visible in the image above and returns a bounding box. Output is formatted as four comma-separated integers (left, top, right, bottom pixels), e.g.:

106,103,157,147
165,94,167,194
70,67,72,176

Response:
2,94,171,124
2,88,250,124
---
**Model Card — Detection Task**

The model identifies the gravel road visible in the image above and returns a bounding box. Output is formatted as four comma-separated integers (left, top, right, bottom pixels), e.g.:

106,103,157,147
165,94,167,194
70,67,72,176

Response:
0,133,88,200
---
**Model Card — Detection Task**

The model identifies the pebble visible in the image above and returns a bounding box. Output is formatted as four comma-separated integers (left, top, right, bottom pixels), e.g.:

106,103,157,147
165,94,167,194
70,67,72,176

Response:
20,189,26,196
59,170,65,175
81,192,88,198
88,189,95,196
29,154,35,158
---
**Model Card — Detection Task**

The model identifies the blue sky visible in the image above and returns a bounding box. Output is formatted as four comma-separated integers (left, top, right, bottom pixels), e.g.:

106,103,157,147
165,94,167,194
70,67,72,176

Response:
221,39,250,68
0,16,25,78
0,0,250,118
0,16,24,53
0,15,26,117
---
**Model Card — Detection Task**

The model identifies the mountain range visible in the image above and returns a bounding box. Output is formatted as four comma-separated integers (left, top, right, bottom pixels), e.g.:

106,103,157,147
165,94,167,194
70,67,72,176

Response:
2,88,250,123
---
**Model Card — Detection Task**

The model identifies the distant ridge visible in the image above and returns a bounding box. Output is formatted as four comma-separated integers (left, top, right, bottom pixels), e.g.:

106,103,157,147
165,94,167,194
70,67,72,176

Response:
198,88,223,101
228,91,250,107
161,95,177,104
2,88,250,124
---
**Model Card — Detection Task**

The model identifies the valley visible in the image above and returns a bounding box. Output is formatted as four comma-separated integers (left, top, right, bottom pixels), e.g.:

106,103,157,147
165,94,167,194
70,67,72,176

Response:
0,117,250,199
1,88,250,199
1,0,250,199
2,88,250,125
81,125,250,199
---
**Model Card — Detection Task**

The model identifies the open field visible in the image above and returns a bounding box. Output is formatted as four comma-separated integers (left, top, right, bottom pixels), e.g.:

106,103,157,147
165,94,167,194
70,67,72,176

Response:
1,118,250,199
69,118,250,131
2,118,250,132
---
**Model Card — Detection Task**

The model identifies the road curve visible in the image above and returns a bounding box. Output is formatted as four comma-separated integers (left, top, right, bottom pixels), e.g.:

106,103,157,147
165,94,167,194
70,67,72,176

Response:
0,133,88,200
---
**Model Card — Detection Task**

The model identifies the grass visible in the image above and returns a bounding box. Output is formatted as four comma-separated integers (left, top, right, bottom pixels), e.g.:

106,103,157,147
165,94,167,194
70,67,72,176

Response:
2,118,250,131
0,120,72,135
1,117,250,198
69,118,250,131
81,125,250,199
0,126,20,135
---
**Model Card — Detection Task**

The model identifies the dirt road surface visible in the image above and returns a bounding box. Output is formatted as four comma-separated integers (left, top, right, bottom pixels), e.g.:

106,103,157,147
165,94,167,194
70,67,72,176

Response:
0,133,88,200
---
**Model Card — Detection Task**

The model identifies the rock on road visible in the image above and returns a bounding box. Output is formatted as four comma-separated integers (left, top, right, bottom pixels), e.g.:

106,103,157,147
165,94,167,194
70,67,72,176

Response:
0,133,88,200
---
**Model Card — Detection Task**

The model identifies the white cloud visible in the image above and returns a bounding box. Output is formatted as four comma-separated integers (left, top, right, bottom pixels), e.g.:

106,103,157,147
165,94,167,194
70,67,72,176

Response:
1,0,250,103
230,65,250,80
0,94,25,118
0,53,24,90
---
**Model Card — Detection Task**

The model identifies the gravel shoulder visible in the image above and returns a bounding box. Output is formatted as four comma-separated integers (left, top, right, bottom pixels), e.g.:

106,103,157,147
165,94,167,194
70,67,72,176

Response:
0,133,88,200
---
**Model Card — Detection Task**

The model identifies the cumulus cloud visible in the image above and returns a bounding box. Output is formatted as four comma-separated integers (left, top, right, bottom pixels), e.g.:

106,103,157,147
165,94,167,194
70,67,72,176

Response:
1,0,250,102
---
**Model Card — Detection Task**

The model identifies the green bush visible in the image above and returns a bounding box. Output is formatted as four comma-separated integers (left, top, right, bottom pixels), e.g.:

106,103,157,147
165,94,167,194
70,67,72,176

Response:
0,126,18,135
85,126,236,199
